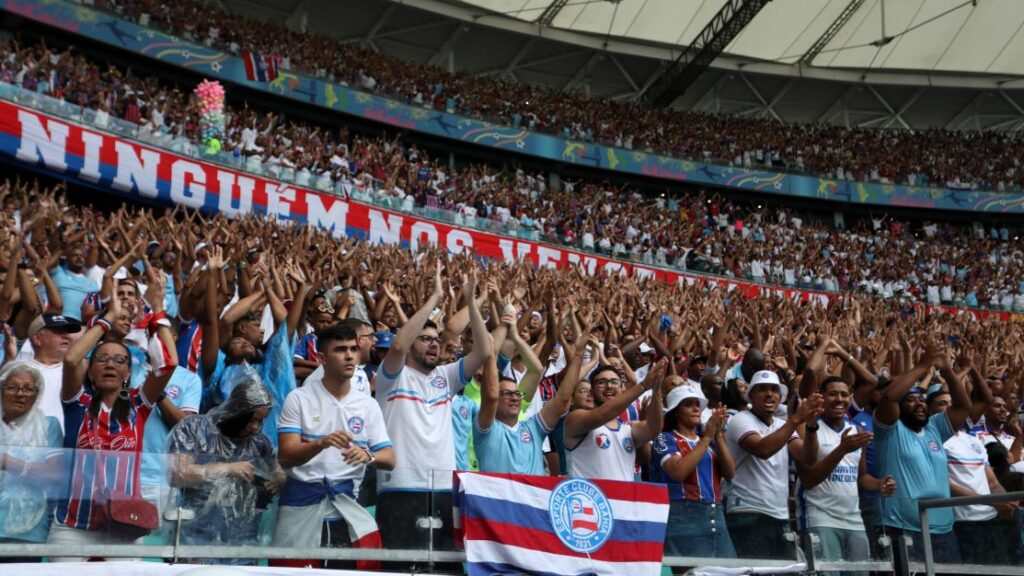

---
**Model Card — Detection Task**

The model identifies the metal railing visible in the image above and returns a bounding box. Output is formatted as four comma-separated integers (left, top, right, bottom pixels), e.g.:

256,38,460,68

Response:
917,491,1024,576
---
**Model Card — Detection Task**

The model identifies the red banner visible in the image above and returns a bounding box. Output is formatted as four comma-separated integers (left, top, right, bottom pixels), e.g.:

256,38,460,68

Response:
0,98,1014,322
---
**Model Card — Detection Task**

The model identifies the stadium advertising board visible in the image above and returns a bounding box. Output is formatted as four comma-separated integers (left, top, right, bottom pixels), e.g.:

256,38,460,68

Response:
5,0,1024,213
0,98,1015,322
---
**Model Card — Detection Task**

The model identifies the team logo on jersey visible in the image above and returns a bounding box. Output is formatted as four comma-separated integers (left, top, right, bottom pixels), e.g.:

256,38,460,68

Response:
653,434,668,454
166,385,180,399
520,429,533,443
459,406,470,419
928,440,941,452
548,478,614,554
595,433,611,449
973,443,983,454
431,376,447,389
347,417,364,435
622,437,634,454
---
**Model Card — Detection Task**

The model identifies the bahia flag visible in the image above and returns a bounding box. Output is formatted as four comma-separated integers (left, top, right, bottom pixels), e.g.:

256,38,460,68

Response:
454,472,669,576
241,50,279,82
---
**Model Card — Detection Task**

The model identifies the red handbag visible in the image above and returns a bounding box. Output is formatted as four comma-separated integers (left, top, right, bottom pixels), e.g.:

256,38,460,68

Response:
86,411,160,539
96,490,160,540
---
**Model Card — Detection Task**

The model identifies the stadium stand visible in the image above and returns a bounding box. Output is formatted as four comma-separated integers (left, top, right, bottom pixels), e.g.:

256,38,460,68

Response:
0,1,1021,574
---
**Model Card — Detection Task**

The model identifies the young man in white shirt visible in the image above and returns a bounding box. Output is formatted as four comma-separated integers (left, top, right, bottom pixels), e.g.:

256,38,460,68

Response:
374,265,491,560
798,376,895,573
275,324,395,570
726,370,822,560
563,357,666,482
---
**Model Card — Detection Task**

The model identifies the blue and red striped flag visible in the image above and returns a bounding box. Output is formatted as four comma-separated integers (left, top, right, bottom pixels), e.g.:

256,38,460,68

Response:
454,472,669,576
241,50,279,82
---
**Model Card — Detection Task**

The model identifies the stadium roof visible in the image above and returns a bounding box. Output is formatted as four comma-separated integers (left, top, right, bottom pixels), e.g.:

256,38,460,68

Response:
224,0,1024,130
460,0,1024,77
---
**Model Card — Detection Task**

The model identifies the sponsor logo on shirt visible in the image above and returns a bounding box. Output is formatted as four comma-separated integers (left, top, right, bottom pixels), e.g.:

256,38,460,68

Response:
595,433,611,449
347,416,364,434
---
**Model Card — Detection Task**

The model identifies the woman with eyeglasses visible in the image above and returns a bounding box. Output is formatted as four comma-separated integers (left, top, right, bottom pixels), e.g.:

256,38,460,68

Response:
0,362,63,562
47,288,177,560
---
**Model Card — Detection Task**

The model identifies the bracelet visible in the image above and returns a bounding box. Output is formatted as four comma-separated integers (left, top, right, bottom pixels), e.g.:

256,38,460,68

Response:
805,422,820,432
94,318,112,333
363,447,376,467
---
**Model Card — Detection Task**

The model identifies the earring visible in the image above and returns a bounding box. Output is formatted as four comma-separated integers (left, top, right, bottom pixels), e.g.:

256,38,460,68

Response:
118,379,130,401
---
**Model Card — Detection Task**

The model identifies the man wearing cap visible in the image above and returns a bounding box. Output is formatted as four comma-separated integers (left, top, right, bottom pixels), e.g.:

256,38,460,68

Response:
873,342,970,562
22,313,81,430
725,369,822,559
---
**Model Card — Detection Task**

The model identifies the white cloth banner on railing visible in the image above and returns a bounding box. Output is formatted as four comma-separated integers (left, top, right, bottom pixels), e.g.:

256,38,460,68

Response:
0,562,396,576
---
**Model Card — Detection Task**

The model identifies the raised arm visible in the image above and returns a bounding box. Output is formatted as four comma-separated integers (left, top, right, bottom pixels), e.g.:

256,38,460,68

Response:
875,342,937,427
381,262,443,377
200,247,225,380
459,270,493,378
632,361,666,446
565,357,667,440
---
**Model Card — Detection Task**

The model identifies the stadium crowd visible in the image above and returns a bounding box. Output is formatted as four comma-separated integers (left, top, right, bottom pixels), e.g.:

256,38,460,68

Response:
82,0,1024,192
0,178,1020,571
5,38,1024,313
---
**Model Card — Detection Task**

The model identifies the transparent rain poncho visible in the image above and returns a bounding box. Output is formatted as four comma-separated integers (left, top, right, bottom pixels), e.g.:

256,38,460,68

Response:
0,361,63,541
168,367,279,550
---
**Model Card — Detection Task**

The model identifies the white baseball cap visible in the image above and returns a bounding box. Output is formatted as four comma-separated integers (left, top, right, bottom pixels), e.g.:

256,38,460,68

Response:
747,370,788,401
664,385,708,414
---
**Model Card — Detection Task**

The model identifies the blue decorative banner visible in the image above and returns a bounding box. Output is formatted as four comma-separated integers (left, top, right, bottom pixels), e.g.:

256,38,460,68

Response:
7,0,1024,213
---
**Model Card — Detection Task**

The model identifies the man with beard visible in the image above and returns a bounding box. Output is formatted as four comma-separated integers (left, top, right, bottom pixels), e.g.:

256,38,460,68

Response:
49,240,97,320
374,265,491,562
873,342,970,562
971,396,1022,462
563,357,668,482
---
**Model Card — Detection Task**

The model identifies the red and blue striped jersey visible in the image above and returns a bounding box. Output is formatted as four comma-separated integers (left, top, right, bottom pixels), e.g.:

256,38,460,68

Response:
175,319,203,373
56,388,153,530
293,333,319,363
650,430,722,503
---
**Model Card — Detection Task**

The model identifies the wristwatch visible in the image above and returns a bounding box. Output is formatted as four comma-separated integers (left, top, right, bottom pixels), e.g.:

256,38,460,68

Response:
805,422,820,432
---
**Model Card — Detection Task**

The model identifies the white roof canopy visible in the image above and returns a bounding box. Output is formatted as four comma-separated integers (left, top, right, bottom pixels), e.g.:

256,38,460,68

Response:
460,0,1024,76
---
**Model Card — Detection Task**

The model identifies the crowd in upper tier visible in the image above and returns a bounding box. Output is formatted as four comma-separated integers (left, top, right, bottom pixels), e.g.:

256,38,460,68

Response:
0,179,1021,570
6,37,1024,311
79,0,1024,192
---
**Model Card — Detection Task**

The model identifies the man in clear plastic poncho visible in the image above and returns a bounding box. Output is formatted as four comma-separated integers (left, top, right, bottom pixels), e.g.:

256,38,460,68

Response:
168,370,285,564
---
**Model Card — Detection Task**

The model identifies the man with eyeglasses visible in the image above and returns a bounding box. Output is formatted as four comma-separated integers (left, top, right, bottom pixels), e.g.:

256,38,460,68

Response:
474,312,577,475
563,357,667,482
374,265,492,562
